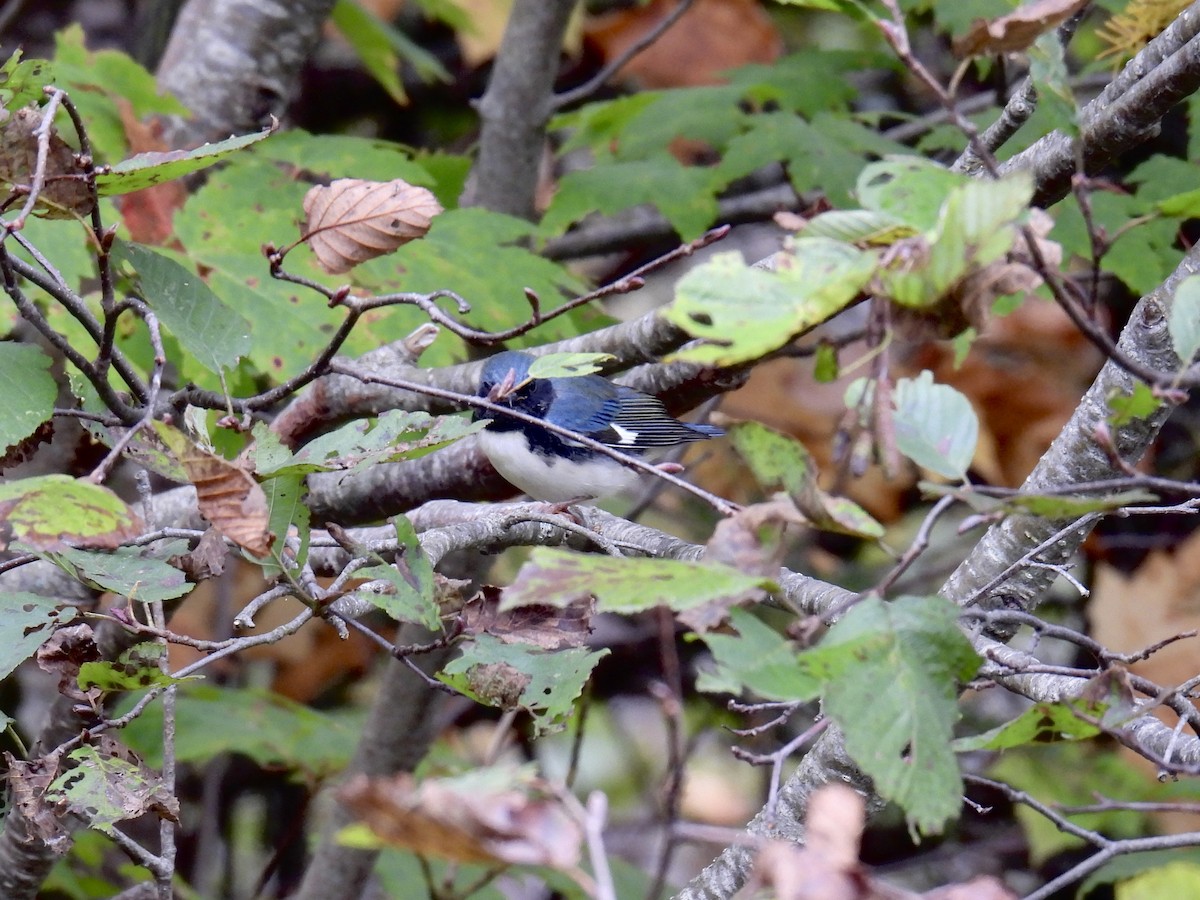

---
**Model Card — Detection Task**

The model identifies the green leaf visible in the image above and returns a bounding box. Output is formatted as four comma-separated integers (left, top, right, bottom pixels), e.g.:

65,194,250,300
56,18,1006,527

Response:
252,129,436,187
172,158,354,380
727,420,883,536
441,633,608,734
1107,381,1159,427
801,209,914,245
814,343,839,382
1081,854,1200,900
727,420,816,498
526,352,614,379
253,411,485,478
0,50,55,110
1027,31,1077,138
0,592,78,681
95,125,276,196
989,743,1147,864
664,246,874,366
41,546,192,603
115,242,252,375
0,475,140,551
262,471,309,578
119,682,362,777
78,642,189,691
893,371,978,479
1053,187,1181,296
331,0,449,105
1170,275,1200,364
953,700,1104,752
697,608,819,700
927,0,1015,39
540,158,721,241
770,0,849,11
356,207,593,355
346,515,440,628
552,93,659,159
0,343,56,453
725,51,897,117
48,26,186,162
821,595,979,835
877,172,1033,309
502,548,775,614
857,157,968,231
716,113,908,207
52,26,186,119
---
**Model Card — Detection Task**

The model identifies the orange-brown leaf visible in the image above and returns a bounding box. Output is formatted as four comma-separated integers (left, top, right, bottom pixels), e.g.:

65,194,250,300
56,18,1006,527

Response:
953,0,1089,58
154,424,272,557
339,772,582,869
301,177,443,274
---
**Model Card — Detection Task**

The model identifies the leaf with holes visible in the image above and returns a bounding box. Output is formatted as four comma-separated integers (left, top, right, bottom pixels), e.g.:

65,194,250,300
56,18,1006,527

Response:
0,593,78,681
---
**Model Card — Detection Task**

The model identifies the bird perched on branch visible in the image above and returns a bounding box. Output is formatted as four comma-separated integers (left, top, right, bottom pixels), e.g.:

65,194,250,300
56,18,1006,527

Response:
474,350,723,503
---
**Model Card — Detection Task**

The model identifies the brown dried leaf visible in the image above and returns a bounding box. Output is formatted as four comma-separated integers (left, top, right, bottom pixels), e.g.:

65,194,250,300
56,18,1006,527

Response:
339,771,582,869
462,585,594,650
806,784,866,871
0,419,53,470
171,526,229,582
466,661,531,709
0,106,93,218
36,622,102,704
953,0,1089,58
302,178,443,274
585,0,782,89
743,786,868,900
154,424,272,557
4,750,70,848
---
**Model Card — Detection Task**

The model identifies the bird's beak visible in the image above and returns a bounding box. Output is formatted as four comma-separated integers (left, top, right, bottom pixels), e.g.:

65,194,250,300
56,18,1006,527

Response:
487,367,529,402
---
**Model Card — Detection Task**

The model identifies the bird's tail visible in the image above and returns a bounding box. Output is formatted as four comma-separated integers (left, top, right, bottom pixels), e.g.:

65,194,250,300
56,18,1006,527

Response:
687,423,724,439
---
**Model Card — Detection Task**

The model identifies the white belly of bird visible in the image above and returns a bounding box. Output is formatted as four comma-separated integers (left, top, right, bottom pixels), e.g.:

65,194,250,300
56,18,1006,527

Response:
478,430,642,502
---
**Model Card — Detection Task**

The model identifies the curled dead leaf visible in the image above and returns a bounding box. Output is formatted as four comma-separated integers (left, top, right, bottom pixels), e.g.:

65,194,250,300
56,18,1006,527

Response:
0,106,94,218
462,585,595,650
339,771,582,869
154,424,272,557
953,0,1089,58
301,177,443,274
4,750,70,848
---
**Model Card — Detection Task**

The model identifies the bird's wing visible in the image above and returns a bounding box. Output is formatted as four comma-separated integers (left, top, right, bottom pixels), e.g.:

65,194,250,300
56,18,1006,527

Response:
578,386,719,449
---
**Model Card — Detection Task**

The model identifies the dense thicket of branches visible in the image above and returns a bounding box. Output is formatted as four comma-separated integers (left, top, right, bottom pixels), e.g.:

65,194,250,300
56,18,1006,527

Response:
4,2,1200,899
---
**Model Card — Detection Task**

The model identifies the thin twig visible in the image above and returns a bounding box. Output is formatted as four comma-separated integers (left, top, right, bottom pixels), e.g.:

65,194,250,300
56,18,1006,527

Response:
553,0,697,110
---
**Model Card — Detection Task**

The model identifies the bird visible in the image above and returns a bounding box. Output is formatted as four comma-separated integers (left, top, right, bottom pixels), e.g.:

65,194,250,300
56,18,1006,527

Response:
473,350,723,503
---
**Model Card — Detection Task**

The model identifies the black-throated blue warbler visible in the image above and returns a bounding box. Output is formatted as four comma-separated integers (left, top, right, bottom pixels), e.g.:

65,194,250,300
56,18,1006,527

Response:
474,351,722,502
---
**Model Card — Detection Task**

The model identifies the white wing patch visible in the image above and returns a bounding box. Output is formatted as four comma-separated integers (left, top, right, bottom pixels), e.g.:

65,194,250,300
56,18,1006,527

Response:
610,424,639,445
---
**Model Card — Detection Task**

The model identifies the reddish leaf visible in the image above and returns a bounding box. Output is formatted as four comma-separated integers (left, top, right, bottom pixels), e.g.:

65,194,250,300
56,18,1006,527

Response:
113,99,186,244
301,177,443,273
